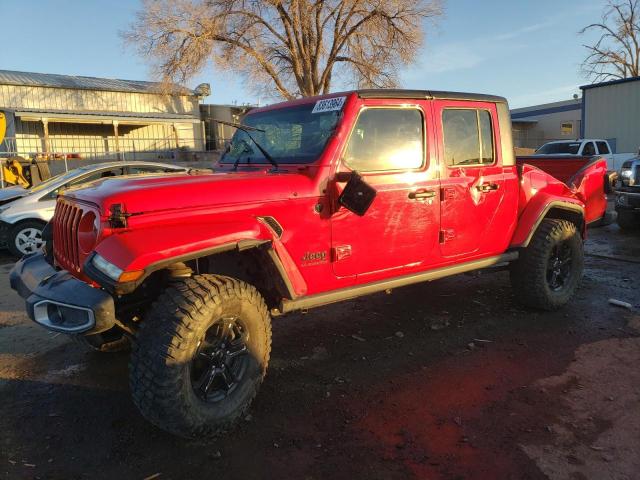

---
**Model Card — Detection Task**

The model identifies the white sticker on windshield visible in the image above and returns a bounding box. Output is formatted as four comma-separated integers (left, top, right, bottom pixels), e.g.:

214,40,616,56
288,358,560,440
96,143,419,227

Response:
312,96,346,114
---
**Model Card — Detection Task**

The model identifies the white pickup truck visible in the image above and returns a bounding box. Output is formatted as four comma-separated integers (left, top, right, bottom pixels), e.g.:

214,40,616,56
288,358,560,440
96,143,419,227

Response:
534,139,636,171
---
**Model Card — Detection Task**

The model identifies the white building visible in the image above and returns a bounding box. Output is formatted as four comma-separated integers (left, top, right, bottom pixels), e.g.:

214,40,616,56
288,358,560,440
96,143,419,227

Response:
0,69,208,160
580,76,640,154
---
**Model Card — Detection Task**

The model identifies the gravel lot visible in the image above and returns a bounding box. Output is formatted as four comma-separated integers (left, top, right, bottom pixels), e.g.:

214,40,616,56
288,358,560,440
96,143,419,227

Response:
0,220,638,480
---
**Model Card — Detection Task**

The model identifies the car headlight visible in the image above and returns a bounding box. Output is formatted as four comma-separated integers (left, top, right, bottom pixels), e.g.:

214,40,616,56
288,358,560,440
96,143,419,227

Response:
617,194,629,206
620,168,632,186
91,253,123,281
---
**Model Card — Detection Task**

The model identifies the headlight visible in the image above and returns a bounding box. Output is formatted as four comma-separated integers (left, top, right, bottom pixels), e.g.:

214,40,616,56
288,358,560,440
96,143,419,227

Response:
91,253,123,281
621,168,632,186
617,194,629,206
90,253,144,283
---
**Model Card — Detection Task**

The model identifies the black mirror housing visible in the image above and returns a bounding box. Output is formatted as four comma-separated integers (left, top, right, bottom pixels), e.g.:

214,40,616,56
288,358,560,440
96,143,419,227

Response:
338,172,376,216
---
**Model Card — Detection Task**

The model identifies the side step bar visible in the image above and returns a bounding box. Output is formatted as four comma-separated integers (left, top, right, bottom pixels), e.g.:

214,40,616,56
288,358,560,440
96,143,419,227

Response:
279,251,518,314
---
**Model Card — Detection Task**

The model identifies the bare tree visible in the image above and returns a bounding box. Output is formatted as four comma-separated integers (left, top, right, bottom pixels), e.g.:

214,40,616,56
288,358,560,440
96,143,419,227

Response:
580,0,640,82
124,0,443,99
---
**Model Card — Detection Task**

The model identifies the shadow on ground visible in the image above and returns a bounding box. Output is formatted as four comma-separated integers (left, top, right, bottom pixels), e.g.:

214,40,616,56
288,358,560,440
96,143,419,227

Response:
0,225,638,479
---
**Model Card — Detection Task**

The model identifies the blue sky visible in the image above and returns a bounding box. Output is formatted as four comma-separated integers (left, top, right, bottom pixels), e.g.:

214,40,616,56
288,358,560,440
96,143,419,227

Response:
0,0,605,108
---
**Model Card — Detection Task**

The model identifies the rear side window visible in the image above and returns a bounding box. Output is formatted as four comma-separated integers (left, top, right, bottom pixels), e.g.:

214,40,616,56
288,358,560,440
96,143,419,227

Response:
442,109,494,166
596,141,610,154
582,142,596,156
344,108,424,172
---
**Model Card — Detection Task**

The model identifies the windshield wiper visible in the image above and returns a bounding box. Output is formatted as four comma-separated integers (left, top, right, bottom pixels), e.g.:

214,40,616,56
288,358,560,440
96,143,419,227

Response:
214,119,279,171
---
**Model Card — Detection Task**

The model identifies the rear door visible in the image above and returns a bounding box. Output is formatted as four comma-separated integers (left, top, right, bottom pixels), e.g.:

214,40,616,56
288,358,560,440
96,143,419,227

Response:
435,101,508,258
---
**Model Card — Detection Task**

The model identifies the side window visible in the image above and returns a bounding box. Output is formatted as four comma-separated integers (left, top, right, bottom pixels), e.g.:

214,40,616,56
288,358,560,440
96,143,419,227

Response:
582,142,596,156
442,109,495,166
596,141,610,154
40,168,125,201
68,168,125,187
344,108,424,172
128,166,175,174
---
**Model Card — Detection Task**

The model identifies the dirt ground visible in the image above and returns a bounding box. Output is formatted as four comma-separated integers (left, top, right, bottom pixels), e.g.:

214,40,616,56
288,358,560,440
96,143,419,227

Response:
0,221,639,480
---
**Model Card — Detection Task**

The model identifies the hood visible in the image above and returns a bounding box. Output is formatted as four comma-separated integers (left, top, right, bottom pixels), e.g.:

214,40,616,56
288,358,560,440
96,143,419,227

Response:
63,168,320,215
0,185,29,205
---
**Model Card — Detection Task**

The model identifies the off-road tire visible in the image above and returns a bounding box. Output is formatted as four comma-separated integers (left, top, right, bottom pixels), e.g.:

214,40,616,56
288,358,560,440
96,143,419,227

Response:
129,275,271,438
510,219,583,311
616,210,639,232
8,220,46,257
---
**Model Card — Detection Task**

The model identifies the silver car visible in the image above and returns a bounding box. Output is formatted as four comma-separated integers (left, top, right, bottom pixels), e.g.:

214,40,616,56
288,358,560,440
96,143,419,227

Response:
0,161,188,256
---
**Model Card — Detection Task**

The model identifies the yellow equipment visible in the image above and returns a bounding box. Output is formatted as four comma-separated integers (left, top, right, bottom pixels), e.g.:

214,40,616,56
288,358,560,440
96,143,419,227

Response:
0,111,51,188
0,111,5,142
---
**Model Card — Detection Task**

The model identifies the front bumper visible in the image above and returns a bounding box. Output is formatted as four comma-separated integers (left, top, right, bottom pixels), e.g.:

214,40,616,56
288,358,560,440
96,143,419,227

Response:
615,190,640,211
9,252,116,334
0,220,11,249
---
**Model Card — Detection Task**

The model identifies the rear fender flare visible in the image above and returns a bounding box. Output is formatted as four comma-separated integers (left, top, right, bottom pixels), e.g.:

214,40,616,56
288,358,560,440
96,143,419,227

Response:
510,200,585,249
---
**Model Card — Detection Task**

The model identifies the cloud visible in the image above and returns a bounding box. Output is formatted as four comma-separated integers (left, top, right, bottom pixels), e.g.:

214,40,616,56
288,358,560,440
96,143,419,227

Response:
492,19,556,42
418,42,485,74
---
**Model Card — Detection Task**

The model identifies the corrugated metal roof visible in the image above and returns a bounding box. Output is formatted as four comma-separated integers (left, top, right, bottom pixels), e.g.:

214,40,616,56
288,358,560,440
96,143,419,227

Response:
580,76,640,90
0,69,195,96
14,108,200,123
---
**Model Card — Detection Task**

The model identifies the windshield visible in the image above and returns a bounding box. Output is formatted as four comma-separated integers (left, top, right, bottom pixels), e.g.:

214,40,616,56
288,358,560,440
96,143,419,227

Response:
29,169,82,193
536,142,581,155
221,101,343,165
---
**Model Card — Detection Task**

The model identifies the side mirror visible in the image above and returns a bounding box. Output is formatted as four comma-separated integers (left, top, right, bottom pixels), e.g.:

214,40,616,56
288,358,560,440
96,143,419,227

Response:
338,172,376,216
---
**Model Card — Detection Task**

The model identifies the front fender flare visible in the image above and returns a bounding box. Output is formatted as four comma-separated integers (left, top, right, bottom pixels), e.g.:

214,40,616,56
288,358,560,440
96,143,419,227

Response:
88,219,307,297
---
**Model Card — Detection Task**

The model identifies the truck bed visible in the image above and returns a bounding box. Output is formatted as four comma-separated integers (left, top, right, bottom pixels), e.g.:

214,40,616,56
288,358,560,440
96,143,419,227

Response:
516,155,599,185
516,155,609,224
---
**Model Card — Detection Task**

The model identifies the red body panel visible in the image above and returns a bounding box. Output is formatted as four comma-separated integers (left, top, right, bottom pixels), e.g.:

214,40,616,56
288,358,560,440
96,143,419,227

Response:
516,156,608,224
52,90,609,302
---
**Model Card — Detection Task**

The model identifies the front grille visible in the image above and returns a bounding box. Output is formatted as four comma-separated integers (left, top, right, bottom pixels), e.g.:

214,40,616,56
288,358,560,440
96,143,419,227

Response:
633,166,640,186
53,199,84,273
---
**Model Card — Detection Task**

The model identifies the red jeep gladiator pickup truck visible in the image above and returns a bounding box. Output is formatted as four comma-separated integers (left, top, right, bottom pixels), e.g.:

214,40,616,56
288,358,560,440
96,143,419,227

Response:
10,89,609,437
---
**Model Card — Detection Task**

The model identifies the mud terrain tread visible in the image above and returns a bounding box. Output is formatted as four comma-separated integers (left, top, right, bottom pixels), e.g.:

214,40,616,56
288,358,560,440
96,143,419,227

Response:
510,219,583,311
129,274,271,438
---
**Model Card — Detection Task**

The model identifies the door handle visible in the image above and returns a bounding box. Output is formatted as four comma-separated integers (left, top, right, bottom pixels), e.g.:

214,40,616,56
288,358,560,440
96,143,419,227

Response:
476,182,499,193
408,189,436,200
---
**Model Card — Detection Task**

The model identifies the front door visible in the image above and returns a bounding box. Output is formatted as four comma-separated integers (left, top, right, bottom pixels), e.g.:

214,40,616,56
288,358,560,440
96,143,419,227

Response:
434,101,507,258
331,103,441,280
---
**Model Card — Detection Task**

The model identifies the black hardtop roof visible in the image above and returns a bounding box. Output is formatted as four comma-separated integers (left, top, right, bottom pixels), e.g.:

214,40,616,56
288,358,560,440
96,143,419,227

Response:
357,89,507,104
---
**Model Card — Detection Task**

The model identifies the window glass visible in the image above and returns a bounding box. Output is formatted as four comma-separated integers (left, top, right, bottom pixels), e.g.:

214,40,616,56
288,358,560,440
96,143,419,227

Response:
536,142,581,154
128,165,174,174
561,122,573,135
39,168,125,201
442,109,494,166
68,167,125,187
344,108,424,171
479,110,494,163
582,142,596,156
221,103,341,165
596,141,610,154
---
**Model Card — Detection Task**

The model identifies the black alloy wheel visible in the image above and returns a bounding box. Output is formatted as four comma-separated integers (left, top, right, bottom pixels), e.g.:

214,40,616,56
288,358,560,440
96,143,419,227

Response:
191,316,249,403
546,242,573,292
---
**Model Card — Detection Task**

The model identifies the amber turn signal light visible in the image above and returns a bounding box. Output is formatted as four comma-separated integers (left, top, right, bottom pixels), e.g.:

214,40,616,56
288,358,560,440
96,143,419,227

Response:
118,270,144,283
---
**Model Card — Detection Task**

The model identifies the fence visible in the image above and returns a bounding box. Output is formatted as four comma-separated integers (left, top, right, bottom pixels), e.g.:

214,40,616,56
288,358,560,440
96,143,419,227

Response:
0,135,220,187
1,135,195,161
